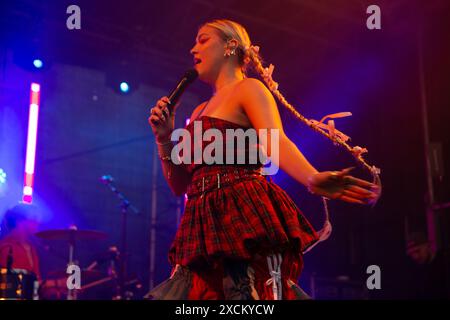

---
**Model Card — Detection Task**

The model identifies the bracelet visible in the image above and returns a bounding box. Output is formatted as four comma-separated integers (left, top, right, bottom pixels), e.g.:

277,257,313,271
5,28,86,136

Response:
306,172,320,195
158,154,173,179
159,154,172,161
307,184,316,195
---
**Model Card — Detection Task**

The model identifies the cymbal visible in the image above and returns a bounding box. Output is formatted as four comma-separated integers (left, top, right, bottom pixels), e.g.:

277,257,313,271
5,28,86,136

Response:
35,229,107,241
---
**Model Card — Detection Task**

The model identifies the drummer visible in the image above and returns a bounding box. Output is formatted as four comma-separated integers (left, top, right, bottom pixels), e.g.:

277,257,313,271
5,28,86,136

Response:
0,203,41,279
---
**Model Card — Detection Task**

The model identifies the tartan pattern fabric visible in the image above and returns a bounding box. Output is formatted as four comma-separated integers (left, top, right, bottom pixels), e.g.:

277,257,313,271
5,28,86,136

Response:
168,116,319,267
181,115,263,175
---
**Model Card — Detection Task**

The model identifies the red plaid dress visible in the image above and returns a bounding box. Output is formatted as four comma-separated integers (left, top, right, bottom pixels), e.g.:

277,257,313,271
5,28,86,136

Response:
147,115,320,300
168,115,319,267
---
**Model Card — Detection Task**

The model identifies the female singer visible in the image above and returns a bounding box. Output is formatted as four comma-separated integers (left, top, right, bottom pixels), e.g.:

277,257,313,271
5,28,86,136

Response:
148,19,379,300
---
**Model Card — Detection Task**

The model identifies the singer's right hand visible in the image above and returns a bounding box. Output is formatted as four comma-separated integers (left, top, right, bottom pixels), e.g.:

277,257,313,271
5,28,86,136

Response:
148,96,176,143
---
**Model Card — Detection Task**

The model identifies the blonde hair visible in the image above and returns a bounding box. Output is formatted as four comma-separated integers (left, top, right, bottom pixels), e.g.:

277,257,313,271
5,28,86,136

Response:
202,19,255,75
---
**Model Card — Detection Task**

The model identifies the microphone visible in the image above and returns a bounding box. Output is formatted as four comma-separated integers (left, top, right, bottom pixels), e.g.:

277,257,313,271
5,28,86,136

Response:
100,175,114,185
167,69,198,113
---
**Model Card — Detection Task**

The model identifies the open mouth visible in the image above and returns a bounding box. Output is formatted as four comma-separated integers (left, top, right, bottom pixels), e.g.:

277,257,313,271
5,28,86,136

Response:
193,58,202,65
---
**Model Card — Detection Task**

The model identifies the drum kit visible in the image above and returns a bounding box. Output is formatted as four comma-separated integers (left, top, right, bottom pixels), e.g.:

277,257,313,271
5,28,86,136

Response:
1,176,142,300
0,225,142,300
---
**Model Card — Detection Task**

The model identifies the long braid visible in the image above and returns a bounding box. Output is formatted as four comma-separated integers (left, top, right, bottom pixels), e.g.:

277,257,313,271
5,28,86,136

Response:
249,50,311,125
246,46,381,190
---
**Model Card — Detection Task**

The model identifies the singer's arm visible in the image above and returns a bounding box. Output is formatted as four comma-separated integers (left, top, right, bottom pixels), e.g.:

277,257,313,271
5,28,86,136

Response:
157,102,207,196
239,78,319,187
157,142,191,196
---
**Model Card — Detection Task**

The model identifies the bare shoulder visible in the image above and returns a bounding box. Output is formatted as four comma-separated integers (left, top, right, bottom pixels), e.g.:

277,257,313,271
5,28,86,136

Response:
235,77,281,129
236,77,276,109
237,77,270,95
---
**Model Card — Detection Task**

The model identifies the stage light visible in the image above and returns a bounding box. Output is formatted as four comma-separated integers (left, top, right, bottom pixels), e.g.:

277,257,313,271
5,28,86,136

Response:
105,65,140,95
23,186,33,196
119,81,130,93
33,59,43,69
23,82,41,204
0,168,6,185
0,168,7,197
13,45,51,72
31,83,40,93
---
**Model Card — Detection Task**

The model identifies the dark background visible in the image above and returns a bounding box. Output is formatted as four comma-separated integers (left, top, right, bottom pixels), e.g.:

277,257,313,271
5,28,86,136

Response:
1,0,449,299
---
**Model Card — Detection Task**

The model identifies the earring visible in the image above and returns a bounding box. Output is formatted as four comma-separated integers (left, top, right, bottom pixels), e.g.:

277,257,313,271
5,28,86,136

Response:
224,49,236,57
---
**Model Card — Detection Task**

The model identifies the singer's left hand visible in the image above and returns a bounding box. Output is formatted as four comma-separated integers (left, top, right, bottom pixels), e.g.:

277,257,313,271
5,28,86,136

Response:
307,167,380,204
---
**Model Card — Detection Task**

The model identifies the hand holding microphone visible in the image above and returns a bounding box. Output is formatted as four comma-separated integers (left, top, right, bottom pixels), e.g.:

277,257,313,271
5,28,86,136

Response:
148,69,198,143
148,96,176,143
